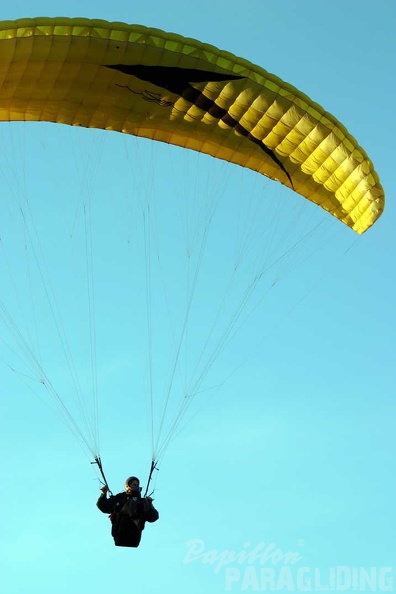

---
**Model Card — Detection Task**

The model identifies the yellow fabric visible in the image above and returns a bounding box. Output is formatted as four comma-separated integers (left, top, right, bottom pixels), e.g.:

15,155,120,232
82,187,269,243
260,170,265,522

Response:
0,17,384,233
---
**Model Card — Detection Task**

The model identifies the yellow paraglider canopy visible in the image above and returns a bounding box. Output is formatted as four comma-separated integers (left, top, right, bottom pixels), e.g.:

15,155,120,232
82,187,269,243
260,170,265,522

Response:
0,17,384,233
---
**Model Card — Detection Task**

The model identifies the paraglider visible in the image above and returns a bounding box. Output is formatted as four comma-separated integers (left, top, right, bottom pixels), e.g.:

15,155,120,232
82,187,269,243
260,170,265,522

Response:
0,17,386,546
97,476,159,548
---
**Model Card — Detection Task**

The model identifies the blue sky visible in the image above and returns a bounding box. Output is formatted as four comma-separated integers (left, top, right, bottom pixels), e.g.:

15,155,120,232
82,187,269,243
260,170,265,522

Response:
0,2,395,593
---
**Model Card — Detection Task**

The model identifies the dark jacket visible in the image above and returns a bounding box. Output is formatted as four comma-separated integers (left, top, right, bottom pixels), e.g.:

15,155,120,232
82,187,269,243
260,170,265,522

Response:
97,491,159,548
